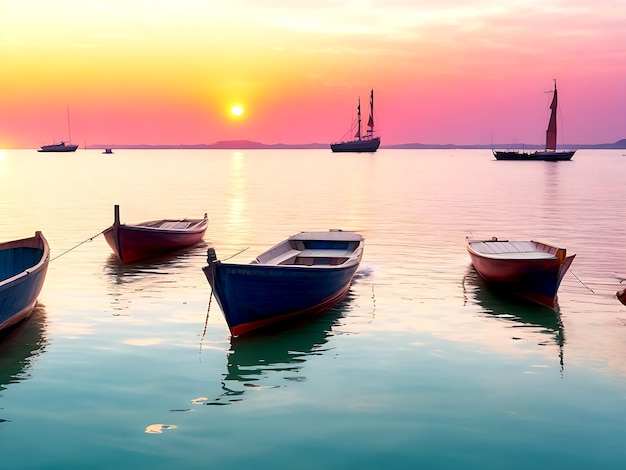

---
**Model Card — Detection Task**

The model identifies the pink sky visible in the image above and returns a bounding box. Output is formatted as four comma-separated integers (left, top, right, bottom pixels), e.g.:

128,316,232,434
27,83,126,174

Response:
1,1,625,148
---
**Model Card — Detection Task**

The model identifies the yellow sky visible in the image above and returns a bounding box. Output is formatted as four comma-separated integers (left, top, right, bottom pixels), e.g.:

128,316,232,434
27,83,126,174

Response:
1,1,625,147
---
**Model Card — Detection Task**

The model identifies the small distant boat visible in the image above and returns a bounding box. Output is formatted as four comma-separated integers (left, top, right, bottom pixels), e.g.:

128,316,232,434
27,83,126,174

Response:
38,141,79,153
203,230,364,337
0,232,50,332
38,106,79,153
331,89,380,153
467,237,575,308
103,148,113,154
493,80,576,161
103,205,208,263
617,287,626,306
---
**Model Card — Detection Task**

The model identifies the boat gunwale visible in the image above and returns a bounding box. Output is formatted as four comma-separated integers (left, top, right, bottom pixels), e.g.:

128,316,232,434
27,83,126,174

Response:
118,218,208,235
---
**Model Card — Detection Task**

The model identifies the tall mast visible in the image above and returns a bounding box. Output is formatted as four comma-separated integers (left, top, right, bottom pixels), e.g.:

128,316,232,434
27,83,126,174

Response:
367,89,374,136
355,97,361,141
545,80,558,151
66,105,72,144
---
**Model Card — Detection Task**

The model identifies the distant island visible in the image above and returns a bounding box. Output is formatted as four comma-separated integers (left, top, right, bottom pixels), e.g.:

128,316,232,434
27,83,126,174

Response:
86,138,626,150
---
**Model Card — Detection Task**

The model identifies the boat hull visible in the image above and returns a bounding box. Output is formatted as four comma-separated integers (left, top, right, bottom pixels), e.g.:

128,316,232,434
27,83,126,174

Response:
493,150,575,161
467,240,575,308
203,231,363,336
0,232,50,332
38,143,78,152
104,206,208,263
331,137,380,153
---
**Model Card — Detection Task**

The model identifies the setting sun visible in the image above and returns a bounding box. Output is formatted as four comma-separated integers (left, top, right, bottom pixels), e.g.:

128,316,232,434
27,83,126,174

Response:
231,105,244,117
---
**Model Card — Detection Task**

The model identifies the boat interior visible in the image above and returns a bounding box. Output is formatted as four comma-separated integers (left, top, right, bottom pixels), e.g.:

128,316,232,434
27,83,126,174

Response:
137,219,202,230
255,238,361,266
0,247,44,281
469,240,557,259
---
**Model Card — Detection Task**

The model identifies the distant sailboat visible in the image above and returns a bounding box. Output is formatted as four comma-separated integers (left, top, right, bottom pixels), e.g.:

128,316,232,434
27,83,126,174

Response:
331,89,380,153
38,106,79,153
493,80,575,161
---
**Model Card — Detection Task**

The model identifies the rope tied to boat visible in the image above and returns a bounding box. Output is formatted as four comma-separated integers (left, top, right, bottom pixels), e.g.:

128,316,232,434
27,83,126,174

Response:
50,229,106,262
569,270,595,294
200,291,213,348
222,246,249,261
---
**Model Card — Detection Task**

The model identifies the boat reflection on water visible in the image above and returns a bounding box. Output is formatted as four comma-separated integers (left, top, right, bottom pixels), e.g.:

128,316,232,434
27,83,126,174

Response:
463,266,565,372
104,241,208,283
204,299,350,406
103,242,208,312
0,304,48,404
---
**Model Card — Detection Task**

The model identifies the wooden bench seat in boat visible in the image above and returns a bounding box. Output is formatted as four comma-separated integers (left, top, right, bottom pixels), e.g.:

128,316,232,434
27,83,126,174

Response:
159,221,192,230
266,249,301,265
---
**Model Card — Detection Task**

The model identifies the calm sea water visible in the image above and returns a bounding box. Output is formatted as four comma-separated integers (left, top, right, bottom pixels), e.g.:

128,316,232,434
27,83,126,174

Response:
1,148,626,469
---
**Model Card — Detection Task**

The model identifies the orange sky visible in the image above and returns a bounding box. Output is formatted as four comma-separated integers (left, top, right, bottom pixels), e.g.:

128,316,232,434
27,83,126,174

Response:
1,1,625,148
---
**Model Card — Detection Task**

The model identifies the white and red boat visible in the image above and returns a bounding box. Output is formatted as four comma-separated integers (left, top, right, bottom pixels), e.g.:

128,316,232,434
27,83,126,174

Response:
467,237,575,308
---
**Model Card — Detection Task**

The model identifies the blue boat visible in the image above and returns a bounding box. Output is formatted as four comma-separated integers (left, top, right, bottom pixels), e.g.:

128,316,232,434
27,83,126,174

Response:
202,230,364,336
0,232,50,332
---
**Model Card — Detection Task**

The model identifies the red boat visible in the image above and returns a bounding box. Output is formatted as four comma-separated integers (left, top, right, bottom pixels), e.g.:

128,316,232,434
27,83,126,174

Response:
467,237,575,308
103,205,208,263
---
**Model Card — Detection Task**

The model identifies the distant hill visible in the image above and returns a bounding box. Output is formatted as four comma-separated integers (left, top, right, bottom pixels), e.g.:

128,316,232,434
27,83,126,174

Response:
86,139,626,150
87,140,328,150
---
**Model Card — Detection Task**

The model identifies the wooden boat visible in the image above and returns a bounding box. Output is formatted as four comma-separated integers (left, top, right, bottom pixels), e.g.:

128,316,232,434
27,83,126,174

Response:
203,230,364,337
466,237,575,308
103,205,208,263
0,232,50,332
493,80,576,161
38,106,78,153
617,287,626,306
331,89,380,153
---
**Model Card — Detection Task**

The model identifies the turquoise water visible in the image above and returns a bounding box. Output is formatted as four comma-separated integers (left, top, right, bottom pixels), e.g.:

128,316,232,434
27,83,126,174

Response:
1,149,626,468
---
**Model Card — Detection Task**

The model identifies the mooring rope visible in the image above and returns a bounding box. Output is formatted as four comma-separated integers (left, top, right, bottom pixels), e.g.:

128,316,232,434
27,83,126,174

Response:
50,229,106,262
569,270,595,294
222,246,249,261
200,292,213,345
369,282,377,322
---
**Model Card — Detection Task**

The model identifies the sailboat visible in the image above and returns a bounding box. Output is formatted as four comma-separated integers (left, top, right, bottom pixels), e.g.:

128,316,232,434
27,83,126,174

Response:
38,106,79,153
331,89,381,153
493,80,575,161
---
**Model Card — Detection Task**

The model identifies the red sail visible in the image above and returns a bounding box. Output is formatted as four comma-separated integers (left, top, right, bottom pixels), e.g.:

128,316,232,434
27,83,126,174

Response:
545,84,558,151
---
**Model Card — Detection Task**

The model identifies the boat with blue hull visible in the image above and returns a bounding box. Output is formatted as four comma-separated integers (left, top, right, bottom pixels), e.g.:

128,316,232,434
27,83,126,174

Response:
467,237,575,308
0,232,50,332
202,230,364,337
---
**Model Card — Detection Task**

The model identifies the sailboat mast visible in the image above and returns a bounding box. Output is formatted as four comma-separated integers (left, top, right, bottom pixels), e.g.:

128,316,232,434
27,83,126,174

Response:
66,106,72,144
367,89,375,136
356,97,362,141
545,80,558,151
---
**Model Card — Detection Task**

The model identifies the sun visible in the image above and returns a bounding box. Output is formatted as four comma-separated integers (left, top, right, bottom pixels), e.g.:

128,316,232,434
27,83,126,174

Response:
230,105,244,117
